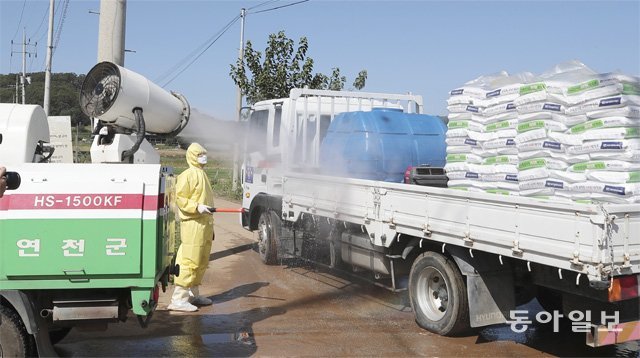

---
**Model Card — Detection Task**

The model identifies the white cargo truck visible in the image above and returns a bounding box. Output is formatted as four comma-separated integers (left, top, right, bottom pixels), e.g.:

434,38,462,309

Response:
241,88,640,347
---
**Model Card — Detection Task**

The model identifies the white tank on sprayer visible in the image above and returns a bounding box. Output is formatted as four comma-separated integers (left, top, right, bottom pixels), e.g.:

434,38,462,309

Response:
79,61,190,164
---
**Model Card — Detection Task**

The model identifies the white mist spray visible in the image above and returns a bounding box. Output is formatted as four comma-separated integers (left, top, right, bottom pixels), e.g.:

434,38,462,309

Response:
177,108,246,155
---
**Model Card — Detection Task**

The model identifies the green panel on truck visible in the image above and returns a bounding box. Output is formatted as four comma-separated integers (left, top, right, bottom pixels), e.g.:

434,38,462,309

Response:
2,218,144,277
0,219,158,288
0,164,177,318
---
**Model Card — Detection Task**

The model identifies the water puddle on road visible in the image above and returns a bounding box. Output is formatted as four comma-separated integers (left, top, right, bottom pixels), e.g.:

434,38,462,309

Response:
137,327,256,356
197,328,255,346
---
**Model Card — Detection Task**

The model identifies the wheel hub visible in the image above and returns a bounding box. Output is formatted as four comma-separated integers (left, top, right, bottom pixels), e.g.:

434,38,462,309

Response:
258,220,268,255
417,266,449,321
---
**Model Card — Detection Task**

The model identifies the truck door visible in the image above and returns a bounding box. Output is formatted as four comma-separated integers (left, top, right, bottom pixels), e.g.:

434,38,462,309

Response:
242,107,271,210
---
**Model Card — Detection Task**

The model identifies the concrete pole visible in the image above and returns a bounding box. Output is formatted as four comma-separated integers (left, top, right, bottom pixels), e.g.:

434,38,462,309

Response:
43,0,55,115
97,0,126,65
232,8,246,192
21,28,26,104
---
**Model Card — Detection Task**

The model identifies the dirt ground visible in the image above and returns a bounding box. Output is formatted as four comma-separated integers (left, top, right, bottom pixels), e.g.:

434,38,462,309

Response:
54,198,639,357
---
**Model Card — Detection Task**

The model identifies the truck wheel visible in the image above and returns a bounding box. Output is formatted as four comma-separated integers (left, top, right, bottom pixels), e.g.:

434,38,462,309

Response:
0,306,36,357
409,252,470,336
257,210,279,265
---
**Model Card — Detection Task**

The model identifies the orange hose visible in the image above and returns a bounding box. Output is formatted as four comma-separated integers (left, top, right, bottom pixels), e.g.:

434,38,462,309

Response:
212,208,245,213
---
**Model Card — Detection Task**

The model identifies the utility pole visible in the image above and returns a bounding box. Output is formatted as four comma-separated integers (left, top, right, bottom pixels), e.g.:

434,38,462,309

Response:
12,29,37,104
232,8,246,192
21,29,27,104
44,0,55,115
97,0,126,65
15,75,19,103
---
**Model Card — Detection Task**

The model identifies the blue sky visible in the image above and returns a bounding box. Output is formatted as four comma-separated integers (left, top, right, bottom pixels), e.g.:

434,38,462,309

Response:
1,0,639,120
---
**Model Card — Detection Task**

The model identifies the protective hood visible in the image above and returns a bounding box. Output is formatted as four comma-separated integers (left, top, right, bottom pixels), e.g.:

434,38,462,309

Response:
175,141,214,221
186,143,207,168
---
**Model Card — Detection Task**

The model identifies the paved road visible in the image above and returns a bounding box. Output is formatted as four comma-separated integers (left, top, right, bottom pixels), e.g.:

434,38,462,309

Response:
55,198,639,357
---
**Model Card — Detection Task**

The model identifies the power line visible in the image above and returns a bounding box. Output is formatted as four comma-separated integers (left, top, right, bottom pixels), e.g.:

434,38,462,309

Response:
31,2,51,45
161,15,240,88
37,49,47,73
154,35,217,84
37,0,66,71
249,0,309,14
158,15,241,88
53,0,70,56
157,0,309,87
36,0,62,71
247,0,279,11
11,0,27,41
28,49,37,73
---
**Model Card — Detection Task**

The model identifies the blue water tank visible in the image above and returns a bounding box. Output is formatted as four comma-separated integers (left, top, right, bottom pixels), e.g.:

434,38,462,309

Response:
320,108,447,182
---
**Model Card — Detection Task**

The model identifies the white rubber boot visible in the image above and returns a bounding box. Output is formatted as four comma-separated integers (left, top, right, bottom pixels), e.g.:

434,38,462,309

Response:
167,285,198,312
189,286,213,306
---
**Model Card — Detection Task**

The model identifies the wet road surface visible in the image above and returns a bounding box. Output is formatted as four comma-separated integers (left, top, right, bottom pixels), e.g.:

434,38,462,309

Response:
55,199,639,357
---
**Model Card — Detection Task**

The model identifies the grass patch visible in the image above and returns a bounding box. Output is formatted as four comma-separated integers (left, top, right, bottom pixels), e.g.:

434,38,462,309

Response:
73,130,242,202
160,148,242,202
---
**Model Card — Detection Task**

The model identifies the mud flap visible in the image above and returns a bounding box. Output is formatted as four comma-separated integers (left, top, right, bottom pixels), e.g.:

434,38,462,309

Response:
448,247,516,328
277,224,296,259
465,272,515,327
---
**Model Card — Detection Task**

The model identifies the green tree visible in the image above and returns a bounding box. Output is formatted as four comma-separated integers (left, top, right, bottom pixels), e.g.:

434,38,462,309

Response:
230,31,367,104
0,72,89,126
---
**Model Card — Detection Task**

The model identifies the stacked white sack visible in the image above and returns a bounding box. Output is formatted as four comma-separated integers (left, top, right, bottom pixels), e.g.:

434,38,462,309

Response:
445,84,488,192
445,72,517,193
547,70,640,204
476,82,524,195
445,73,533,195
446,61,640,204
514,79,575,201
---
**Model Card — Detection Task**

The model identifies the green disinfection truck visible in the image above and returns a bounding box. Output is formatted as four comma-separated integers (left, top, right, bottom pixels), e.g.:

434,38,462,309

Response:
0,61,189,356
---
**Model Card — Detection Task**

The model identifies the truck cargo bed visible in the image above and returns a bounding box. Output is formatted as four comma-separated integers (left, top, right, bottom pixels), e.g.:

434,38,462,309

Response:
281,172,640,283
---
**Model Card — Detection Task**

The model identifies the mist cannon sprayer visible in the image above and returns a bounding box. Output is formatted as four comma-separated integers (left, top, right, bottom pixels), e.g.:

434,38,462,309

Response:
80,61,190,163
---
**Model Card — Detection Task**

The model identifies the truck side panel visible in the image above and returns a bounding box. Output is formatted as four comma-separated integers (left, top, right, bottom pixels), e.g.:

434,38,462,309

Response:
282,172,640,283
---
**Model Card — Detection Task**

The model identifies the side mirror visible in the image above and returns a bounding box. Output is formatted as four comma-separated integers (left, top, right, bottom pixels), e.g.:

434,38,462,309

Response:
239,107,252,122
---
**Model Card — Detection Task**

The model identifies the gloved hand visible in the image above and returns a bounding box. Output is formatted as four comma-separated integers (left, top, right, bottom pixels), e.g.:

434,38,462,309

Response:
197,204,213,214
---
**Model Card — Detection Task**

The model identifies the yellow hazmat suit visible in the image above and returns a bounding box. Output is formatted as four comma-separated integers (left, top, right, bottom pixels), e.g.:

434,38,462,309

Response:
169,143,214,311
175,143,214,287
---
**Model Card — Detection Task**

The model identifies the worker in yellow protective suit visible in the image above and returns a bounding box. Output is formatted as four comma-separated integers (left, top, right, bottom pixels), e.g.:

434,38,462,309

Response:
168,143,215,312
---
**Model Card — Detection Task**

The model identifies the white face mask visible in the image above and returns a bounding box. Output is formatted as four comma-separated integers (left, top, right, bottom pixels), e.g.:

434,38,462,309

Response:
197,155,207,165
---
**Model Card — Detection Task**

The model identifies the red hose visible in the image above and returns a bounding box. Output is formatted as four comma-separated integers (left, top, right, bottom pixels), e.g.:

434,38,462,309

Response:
212,208,245,213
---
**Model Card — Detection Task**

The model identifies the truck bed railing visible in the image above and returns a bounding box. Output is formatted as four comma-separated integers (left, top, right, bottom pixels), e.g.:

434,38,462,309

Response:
286,88,425,168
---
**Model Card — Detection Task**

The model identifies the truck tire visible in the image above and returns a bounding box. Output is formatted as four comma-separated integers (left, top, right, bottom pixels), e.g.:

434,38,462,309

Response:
257,210,279,265
409,252,470,336
0,306,36,357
